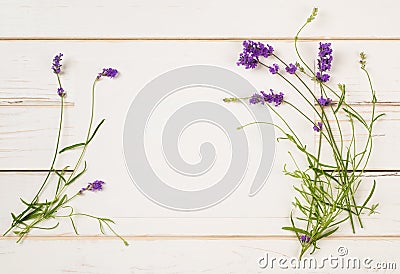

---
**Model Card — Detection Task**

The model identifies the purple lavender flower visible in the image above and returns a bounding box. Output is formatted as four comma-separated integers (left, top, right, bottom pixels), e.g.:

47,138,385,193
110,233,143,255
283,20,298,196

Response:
57,87,65,97
269,64,279,74
79,180,105,194
285,63,297,74
237,40,274,69
249,93,265,105
97,68,119,80
260,89,284,107
315,42,333,82
52,53,63,74
313,122,323,132
300,235,311,243
317,96,332,106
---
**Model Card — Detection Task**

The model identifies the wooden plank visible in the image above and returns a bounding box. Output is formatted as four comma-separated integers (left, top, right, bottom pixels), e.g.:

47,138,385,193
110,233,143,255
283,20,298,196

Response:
0,172,396,236
0,239,399,273
0,41,398,170
0,0,399,39
0,41,398,99
1,103,396,170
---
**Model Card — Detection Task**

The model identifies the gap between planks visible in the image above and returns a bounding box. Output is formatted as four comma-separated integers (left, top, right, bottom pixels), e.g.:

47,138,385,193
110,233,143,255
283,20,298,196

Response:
0,170,399,174
1,37,400,42
1,235,400,241
1,100,399,107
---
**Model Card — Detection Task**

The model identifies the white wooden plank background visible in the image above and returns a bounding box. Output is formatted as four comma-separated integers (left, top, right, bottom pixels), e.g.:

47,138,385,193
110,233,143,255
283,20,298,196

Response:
1,1,400,273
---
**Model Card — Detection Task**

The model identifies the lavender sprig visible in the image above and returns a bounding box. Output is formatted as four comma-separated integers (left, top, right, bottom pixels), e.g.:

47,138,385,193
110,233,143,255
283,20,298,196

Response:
4,54,128,246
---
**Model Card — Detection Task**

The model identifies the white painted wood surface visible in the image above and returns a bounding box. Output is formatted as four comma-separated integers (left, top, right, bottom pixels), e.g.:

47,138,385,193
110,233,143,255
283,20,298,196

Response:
1,1,399,273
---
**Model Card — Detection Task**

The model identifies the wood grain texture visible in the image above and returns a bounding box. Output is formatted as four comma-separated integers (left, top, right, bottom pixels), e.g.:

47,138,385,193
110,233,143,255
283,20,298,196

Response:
0,172,395,236
0,41,399,170
0,239,399,273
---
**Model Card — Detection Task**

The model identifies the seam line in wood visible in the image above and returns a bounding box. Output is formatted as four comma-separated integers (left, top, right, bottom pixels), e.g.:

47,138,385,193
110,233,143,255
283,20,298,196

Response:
1,235,400,241
0,170,398,173
1,37,400,41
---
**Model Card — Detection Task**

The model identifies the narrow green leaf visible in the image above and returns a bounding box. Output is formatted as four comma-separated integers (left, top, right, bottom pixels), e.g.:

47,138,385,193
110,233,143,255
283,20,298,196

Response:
66,161,87,185
46,195,67,216
11,213,17,221
54,170,66,183
315,227,339,241
99,220,106,234
372,113,385,123
343,108,367,128
360,180,376,213
334,84,346,114
282,226,310,235
32,222,60,230
59,143,85,154
87,119,105,144
70,217,79,235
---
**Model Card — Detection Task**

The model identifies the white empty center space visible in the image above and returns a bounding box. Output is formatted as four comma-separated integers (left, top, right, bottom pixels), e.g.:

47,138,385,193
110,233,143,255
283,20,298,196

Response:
143,85,264,191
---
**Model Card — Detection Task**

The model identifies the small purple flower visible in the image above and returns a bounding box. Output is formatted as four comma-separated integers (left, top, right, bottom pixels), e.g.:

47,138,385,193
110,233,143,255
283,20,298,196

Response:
57,87,65,97
249,93,265,105
285,63,297,74
317,96,332,106
260,89,284,107
237,40,274,69
52,53,63,74
97,68,119,80
79,180,105,194
315,42,333,82
269,64,279,74
300,234,311,243
313,122,323,132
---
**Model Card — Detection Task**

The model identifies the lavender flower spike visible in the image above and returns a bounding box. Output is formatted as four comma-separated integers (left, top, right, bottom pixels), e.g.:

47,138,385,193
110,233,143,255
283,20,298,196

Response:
237,40,274,69
97,68,119,80
52,53,63,74
285,63,297,74
260,89,284,107
269,64,279,74
249,93,265,105
315,42,333,83
317,96,332,106
79,180,105,194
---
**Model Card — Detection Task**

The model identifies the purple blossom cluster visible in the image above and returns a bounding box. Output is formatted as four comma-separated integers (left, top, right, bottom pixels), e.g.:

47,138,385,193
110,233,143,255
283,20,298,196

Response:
285,63,297,74
97,68,119,80
249,89,284,107
79,180,105,194
249,93,264,105
316,42,333,82
300,235,311,243
313,122,323,132
52,53,63,74
57,87,65,97
237,40,274,69
269,64,279,74
317,96,332,106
